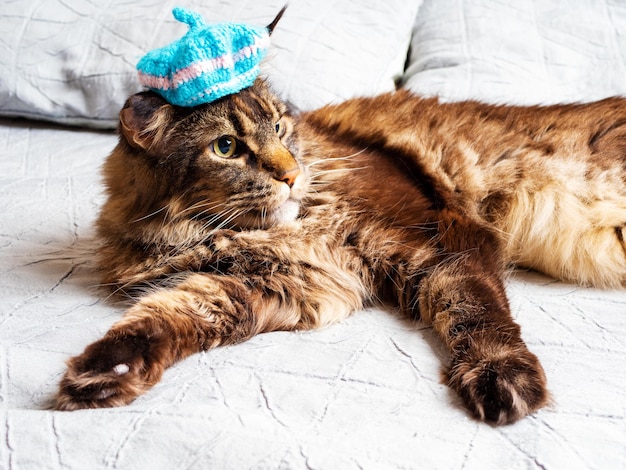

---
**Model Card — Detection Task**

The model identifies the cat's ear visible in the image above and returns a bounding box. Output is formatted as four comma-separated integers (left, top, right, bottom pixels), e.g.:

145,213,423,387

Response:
119,92,174,152
267,5,287,35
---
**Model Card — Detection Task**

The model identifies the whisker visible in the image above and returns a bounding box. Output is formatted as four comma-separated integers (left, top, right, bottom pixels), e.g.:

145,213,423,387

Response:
306,148,368,169
199,207,240,230
309,166,371,183
131,205,169,223
207,207,251,233
188,203,231,222
178,200,226,218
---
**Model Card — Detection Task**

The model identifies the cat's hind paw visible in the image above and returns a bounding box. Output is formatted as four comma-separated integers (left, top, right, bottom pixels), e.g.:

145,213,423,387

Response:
54,334,163,411
446,349,550,425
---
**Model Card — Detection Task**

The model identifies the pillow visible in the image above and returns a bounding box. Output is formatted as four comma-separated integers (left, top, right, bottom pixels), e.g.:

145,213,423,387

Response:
403,0,626,105
0,0,422,128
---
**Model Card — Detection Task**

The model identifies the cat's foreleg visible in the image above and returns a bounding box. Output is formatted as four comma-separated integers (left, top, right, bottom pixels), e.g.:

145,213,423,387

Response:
54,273,281,410
404,209,551,424
55,254,365,410
417,257,550,424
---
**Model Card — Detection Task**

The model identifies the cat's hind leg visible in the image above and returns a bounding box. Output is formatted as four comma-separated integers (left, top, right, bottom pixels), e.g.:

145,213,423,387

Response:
533,221,626,288
501,187,626,288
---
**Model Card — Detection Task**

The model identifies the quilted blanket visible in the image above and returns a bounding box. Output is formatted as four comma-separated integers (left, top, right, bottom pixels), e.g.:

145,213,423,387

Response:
1,0,625,469
2,121,625,468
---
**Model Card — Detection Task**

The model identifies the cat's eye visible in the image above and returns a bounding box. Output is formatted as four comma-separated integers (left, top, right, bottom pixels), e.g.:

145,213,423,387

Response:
275,119,285,136
212,136,237,158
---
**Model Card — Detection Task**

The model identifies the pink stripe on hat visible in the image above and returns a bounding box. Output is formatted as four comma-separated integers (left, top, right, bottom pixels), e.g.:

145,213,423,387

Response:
138,35,271,92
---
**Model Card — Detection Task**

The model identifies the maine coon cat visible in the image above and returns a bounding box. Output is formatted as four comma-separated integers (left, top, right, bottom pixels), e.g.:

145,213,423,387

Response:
54,78,626,424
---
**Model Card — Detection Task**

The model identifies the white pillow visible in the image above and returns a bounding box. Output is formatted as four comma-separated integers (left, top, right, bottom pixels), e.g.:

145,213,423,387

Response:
403,0,626,105
0,0,422,128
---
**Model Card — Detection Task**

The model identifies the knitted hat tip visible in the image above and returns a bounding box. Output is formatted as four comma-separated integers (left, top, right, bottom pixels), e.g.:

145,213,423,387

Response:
136,7,271,107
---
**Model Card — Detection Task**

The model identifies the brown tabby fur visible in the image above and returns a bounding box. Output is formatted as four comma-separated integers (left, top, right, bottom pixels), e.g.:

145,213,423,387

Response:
55,78,626,425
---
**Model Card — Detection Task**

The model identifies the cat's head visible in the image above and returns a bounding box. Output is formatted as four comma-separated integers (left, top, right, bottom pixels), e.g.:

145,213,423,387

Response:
112,78,308,230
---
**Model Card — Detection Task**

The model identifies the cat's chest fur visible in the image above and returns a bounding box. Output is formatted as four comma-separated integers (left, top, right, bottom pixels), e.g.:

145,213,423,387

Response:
297,112,447,236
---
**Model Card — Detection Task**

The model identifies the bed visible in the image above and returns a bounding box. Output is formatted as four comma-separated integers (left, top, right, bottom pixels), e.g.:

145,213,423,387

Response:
1,0,625,468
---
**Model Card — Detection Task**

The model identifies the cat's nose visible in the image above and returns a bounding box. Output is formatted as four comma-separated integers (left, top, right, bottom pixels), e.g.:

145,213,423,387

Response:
278,168,300,188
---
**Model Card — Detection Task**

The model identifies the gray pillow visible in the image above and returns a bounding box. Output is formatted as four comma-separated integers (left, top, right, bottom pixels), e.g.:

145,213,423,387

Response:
0,0,422,128
403,0,626,105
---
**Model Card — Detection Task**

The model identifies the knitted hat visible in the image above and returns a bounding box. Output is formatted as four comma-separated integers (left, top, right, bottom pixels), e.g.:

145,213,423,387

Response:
137,7,271,107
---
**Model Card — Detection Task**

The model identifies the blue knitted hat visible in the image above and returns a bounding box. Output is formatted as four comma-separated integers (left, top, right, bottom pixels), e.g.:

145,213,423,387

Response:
137,8,271,107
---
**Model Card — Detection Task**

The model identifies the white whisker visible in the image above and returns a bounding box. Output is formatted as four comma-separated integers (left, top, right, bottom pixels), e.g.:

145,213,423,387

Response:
306,148,368,169
309,166,370,184
131,205,169,223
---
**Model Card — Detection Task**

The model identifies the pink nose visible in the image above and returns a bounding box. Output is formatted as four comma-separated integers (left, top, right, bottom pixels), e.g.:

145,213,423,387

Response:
278,168,300,188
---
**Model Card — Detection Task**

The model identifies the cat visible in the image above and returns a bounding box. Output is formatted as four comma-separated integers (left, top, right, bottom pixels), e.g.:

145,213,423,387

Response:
54,78,626,425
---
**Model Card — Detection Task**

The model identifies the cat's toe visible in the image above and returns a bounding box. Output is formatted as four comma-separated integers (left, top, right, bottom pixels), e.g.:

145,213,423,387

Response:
55,376,131,410
447,349,549,425
54,334,159,410
112,363,131,376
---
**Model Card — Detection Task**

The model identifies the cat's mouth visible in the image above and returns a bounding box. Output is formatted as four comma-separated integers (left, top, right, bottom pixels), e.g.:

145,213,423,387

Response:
236,173,307,229
264,173,307,227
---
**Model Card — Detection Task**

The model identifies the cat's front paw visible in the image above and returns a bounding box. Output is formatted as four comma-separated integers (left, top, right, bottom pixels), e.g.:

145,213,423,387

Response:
446,348,549,425
55,333,164,410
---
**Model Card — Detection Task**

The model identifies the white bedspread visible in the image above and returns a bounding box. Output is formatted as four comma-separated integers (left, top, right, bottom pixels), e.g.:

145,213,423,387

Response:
1,120,625,469
2,0,626,467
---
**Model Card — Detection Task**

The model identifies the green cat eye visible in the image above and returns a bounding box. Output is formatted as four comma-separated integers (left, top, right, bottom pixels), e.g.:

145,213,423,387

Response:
212,136,237,158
